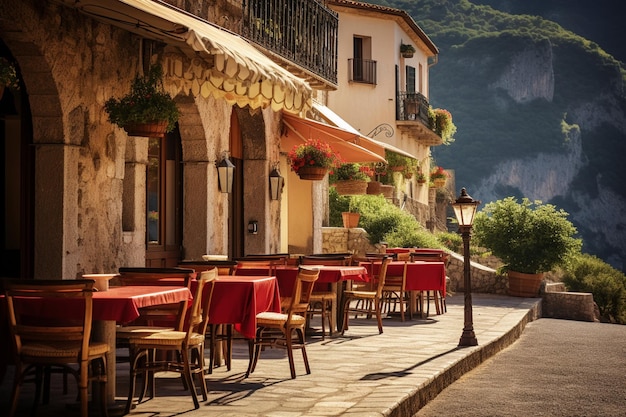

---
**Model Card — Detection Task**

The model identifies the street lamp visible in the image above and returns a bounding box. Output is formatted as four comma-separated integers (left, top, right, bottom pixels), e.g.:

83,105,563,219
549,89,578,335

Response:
217,154,235,193
451,187,480,347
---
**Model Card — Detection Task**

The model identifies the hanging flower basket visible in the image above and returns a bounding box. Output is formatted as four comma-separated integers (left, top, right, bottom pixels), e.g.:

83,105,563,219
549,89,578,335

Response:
297,166,328,180
288,138,342,180
335,180,368,195
433,178,447,188
123,121,169,138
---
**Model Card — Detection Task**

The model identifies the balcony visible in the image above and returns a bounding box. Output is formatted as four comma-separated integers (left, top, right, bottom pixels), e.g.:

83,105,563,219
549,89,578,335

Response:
348,58,377,85
241,0,338,89
396,91,442,146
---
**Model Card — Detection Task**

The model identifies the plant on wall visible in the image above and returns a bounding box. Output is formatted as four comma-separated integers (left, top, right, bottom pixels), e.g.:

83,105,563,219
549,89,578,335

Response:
104,64,180,135
428,107,456,145
0,57,19,91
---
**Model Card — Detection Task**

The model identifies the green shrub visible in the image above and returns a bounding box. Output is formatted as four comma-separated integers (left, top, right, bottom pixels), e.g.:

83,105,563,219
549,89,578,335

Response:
329,189,443,248
560,253,626,324
473,197,582,273
436,231,463,253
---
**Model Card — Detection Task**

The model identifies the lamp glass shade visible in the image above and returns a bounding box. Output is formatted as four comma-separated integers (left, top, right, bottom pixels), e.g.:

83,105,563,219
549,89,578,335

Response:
452,188,480,227
269,168,284,200
217,157,235,193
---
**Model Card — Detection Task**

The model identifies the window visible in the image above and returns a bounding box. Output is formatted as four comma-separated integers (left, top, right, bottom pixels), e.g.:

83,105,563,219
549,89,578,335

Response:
350,36,376,84
406,66,416,93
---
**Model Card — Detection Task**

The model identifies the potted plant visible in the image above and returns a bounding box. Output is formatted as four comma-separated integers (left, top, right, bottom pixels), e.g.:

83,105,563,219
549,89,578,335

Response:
0,57,19,97
330,163,371,195
341,196,361,228
416,171,427,184
400,43,416,58
473,197,582,297
287,138,342,180
430,166,448,188
104,64,180,137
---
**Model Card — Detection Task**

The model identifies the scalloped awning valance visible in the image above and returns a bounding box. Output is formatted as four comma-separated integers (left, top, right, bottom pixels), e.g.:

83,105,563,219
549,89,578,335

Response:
57,0,312,113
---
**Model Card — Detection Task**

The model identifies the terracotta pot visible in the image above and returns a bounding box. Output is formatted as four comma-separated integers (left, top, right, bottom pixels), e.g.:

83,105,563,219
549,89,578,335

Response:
335,180,368,195
123,121,169,138
342,212,360,228
507,270,544,297
297,166,327,180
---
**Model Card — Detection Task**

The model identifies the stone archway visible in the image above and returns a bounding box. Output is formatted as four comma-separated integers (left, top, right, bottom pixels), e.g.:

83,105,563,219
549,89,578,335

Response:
0,10,66,279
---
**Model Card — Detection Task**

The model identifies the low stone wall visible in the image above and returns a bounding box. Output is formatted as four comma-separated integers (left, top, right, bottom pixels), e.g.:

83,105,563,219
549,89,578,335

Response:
321,227,379,256
322,227,597,322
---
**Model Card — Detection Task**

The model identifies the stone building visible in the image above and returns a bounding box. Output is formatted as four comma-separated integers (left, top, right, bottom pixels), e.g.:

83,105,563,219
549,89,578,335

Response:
0,0,372,279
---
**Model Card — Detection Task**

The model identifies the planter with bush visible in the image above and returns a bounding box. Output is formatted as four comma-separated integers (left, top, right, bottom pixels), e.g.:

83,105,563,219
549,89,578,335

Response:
473,197,582,297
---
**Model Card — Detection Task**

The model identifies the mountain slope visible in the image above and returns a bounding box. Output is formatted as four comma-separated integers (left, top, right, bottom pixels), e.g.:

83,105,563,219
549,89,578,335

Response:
365,0,626,271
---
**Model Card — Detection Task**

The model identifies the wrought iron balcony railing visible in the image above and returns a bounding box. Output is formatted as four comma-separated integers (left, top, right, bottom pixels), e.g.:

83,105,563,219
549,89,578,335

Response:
348,58,377,85
397,91,429,125
241,0,338,85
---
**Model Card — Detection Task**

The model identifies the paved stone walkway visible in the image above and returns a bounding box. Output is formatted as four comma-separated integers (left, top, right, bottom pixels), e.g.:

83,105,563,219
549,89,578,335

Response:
0,294,541,416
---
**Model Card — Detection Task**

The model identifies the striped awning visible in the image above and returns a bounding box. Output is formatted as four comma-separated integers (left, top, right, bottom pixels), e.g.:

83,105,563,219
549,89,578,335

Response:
281,113,386,164
58,0,311,113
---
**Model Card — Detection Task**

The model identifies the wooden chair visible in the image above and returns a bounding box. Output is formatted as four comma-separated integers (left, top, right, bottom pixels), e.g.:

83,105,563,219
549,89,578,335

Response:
299,255,351,339
115,268,194,346
116,267,195,396
246,266,320,379
341,257,391,335
124,269,217,414
382,261,412,321
4,279,109,417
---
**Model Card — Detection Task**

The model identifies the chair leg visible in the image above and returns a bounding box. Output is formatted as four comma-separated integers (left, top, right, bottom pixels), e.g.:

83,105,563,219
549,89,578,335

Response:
180,349,199,409
297,327,311,375
285,329,296,379
79,359,89,417
375,298,384,334
246,329,262,377
341,297,351,334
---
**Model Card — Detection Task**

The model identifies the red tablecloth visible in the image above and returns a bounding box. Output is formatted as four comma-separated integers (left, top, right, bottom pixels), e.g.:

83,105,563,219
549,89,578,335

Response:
201,275,281,339
364,261,446,293
7,286,192,325
274,265,368,296
93,285,193,323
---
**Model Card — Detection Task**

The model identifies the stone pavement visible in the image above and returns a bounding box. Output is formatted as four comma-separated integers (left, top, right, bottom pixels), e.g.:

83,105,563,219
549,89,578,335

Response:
0,294,541,416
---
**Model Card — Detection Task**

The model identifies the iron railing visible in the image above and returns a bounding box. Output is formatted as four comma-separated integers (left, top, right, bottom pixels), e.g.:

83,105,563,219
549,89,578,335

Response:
241,0,338,85
348,58,377,85
397,91,429,125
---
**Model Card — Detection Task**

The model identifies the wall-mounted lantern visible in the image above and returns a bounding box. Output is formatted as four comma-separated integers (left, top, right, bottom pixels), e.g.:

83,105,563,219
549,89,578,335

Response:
247,220,258,234
269,166,284,200
217,153,235,193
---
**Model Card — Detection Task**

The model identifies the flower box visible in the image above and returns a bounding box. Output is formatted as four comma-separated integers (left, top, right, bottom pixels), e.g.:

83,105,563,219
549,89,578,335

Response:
335,180,368,195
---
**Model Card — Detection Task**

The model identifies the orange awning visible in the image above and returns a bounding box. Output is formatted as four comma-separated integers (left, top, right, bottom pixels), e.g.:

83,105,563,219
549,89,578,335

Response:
281,113,386,163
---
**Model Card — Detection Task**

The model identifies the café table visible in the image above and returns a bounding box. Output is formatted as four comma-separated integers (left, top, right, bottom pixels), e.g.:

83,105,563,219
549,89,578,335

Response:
0,283,192,405
362,260,447,317
274,265,369,332
192,275,281,369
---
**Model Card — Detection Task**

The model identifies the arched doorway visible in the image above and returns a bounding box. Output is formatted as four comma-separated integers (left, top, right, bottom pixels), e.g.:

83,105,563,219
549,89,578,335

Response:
0,42,33,278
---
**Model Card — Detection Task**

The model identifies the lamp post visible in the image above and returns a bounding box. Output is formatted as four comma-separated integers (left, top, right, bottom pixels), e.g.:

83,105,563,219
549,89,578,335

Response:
451,188,480,347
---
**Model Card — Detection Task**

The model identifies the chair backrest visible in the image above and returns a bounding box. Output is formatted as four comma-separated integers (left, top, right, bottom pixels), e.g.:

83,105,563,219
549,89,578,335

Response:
374,257,392,297
300,254,351,266
285,267,320,321
185,268,217,343
117,267,196,287
178,261,236,276
234,259,284,276
384,261,409,289
4,279,96,363
117,267,194,329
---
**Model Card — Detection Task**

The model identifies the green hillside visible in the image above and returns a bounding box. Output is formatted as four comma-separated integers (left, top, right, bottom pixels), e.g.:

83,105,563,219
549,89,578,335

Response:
365,0,626,271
